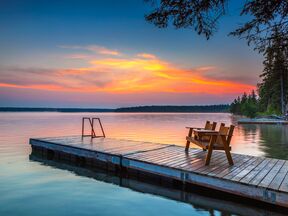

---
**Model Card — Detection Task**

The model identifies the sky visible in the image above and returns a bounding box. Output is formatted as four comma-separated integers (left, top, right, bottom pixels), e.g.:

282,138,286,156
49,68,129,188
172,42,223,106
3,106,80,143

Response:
0,0,263,108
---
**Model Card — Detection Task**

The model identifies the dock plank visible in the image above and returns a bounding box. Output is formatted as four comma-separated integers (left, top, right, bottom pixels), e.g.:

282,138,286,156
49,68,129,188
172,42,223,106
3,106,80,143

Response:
258,160,285,188
209,154,252,177
279,172,288,192
249,159,278,186
231,157,264,182
222,157,258,180
202,154,243,175
240,158,271,184
193,153,227,174
128,147,181,161
269,161,288,191
147,149,197,165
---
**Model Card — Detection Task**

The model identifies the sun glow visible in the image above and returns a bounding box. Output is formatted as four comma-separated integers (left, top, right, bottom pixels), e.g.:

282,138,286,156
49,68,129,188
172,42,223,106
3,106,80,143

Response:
0,48,255,97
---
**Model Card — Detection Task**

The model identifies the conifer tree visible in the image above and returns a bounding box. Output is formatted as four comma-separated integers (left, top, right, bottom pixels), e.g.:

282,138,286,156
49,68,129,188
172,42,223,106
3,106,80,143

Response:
258,27,288,114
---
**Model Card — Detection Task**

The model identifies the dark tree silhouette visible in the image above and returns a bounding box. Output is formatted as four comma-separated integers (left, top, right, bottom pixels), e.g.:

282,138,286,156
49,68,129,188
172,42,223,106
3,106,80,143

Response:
230,0,288,52
145,0,226,39
258,27,288,114
145,0,288,51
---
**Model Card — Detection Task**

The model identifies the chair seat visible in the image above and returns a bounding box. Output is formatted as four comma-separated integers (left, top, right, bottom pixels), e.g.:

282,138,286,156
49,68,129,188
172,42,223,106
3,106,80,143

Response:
186,136,231,150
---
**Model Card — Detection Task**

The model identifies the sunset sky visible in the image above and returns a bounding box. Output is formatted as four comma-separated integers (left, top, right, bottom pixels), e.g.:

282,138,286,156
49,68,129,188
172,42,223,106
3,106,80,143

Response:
0,0,262,108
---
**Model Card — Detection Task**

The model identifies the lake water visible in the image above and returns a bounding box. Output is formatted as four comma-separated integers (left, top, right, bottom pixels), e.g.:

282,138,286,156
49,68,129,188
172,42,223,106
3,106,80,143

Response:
1,112,288,216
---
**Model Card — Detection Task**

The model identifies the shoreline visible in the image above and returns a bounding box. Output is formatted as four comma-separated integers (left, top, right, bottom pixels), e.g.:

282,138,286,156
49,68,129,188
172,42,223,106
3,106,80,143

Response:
0,105,230,113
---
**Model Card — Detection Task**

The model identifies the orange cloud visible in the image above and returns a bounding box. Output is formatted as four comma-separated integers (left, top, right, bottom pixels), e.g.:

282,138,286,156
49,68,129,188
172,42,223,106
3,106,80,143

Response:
0,50,255,96
137,53,157,59
0,83,66,91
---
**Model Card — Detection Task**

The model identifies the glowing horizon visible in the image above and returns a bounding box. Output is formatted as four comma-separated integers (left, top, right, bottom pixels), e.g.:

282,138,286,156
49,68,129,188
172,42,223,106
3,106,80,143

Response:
0,45,255,105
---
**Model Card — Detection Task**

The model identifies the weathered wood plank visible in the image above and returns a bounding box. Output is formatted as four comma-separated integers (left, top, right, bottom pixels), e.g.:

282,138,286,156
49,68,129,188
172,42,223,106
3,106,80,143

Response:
192,153,226,174
249,159,278,186
222,157,258,180
269,161,288,191
231,157,265,182
165,150,205,168
128,147,182,162
127,145,179,158
258,160,286,188
181,155,214,172
149,152,194,167
240,158,271,184
279,171,288,192
202,154,243,175
209,154,252,177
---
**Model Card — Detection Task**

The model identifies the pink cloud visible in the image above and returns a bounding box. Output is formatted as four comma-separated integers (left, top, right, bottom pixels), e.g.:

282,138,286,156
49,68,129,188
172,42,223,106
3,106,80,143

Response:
60,44,121,56
137,53,157,59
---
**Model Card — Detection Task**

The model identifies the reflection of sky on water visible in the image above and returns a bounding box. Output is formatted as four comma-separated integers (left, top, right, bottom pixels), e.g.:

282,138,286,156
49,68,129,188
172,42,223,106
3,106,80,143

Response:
1,112,288,159
1,112,288,216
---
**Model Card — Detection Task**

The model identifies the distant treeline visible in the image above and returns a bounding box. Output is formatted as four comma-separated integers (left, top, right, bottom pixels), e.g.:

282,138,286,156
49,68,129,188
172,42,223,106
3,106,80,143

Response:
0,107,114,112
115,105,229,113
0,105,230,113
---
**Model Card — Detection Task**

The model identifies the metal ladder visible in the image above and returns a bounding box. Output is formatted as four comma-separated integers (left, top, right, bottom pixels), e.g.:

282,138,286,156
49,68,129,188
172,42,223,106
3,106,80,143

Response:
81,117,105,138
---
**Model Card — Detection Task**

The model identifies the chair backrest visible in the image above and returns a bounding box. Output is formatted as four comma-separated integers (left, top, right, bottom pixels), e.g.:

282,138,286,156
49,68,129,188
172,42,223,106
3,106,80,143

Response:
216,123,235,146
204,121,217,130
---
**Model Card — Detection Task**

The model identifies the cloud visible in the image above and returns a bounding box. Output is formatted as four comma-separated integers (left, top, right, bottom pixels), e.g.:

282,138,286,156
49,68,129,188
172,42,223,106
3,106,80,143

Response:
0,48,255,96
59,45,120,56
136,53,157,59
194,66,216,72
64,54,92,59
198,69,258,85
86,45,120,56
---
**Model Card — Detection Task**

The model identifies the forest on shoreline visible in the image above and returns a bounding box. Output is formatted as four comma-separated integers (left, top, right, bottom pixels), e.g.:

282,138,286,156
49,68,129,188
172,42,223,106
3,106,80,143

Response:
0,105,229,113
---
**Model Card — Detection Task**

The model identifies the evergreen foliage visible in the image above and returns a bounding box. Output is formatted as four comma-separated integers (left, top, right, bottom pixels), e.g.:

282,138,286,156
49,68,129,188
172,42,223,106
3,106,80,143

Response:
231,27,288,117
257,27,288,114
230,90,258,118
115,105,229,113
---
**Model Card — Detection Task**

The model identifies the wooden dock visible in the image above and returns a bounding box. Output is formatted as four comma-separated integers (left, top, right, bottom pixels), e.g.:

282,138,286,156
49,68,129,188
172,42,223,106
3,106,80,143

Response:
29,136,288,208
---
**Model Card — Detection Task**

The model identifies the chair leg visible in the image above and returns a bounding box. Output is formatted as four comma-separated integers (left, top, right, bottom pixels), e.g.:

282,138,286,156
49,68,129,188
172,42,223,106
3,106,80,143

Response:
205,135,216,165
185,141,190,152
185,128,193,152
224,148,234,165
221,135,234,165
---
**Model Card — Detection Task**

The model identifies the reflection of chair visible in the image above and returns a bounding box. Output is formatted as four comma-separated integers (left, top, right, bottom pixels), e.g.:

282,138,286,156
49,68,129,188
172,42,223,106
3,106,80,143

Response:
186,123,235,165
185,121,217,151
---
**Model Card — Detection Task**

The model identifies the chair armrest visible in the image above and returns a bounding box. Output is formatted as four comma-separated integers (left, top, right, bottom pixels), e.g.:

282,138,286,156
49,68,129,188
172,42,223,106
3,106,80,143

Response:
185,127,204,130
193,129,219,136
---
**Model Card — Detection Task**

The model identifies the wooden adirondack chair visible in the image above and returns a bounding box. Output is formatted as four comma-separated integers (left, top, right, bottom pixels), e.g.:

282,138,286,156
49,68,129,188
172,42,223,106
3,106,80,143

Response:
185,121,217,152
186,123,235,165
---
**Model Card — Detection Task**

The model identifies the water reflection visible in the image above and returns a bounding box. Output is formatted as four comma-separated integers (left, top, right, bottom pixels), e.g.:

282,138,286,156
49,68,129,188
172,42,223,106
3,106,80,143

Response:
30,153,286,216
1,112,288,159
238,124,288,159
2,112,288,216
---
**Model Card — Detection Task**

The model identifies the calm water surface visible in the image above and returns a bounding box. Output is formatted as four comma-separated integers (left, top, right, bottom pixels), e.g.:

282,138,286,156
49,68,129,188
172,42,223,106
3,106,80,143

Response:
1,112,288,216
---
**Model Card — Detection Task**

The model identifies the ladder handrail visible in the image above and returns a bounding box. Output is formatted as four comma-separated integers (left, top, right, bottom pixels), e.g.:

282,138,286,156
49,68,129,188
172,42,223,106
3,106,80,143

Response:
82,117,105,138
92,118,106,138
